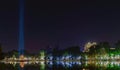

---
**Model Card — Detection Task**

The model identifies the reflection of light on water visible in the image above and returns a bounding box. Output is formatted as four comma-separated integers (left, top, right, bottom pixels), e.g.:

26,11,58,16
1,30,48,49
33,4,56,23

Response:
83,68,89,70
65,62,72,67
3,60,120,69
2,60,82,68
56,61,81,67
20,62,24,68
40,61,45,70
46,61,53,66
76,61,81,65
84,61,120,68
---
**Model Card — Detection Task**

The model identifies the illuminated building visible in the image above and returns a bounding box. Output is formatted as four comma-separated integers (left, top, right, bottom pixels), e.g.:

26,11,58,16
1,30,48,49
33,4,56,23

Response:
83,42,97,52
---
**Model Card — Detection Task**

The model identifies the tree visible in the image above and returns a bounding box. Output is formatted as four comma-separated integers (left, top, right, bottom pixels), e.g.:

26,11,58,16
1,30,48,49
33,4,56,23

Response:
99,42,111,53
115,40,120,50
114,40,120,54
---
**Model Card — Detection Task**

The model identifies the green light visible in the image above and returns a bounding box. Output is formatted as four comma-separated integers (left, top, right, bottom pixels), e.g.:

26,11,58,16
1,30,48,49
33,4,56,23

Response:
39,50,45,60
40,61,45,70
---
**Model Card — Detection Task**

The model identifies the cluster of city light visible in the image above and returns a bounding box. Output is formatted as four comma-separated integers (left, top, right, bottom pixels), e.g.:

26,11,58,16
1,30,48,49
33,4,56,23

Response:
3,56,45,61
3,60,120,69
84,53,120,60
55,55,81,61
56,61,81,67
3,53,82,62
84,42,97,52
85,61,120,68
1,53,82,68
3,41,120,69
2,61,45,68
3,52,120,62
2,60,81,68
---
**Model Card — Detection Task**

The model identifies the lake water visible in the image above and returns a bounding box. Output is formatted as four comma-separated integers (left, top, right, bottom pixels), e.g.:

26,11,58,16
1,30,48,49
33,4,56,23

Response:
0,61,120,70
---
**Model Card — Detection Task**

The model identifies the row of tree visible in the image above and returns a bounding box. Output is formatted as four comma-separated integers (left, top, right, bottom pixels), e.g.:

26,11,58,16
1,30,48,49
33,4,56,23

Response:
88,41,120,54
1,41,120,60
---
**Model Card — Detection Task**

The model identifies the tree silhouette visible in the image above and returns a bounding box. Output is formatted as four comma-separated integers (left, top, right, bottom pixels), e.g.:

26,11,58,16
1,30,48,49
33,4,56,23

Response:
99,42,110,53
115,40,120,49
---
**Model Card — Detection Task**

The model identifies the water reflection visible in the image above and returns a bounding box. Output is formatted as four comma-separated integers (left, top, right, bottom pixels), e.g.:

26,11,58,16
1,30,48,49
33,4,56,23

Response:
1,61,120,70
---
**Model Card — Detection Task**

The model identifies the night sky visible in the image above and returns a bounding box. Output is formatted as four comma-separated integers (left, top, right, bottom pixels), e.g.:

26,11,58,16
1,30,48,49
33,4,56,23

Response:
0,0,120,53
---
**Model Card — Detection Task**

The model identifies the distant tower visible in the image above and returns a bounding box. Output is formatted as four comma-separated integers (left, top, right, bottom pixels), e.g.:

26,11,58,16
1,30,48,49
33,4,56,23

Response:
19,0,24,55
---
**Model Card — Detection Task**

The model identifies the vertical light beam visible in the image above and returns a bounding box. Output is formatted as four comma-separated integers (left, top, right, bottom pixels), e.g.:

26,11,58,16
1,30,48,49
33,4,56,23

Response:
19,0,24,55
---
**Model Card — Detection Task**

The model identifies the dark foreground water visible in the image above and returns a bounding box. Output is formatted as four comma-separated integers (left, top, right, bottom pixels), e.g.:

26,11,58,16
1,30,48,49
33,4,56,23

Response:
0,61,120,70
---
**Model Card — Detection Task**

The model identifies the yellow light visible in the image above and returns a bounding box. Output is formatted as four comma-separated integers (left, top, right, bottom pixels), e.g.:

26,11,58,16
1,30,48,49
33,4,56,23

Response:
19,55,24,60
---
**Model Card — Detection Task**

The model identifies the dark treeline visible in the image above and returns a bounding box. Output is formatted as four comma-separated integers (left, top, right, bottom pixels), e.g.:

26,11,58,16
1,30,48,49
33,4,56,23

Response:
1,41,120,60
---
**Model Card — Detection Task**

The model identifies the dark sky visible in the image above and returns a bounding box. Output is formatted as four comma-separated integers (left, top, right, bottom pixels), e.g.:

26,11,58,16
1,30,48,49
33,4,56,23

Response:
0,0,120,52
